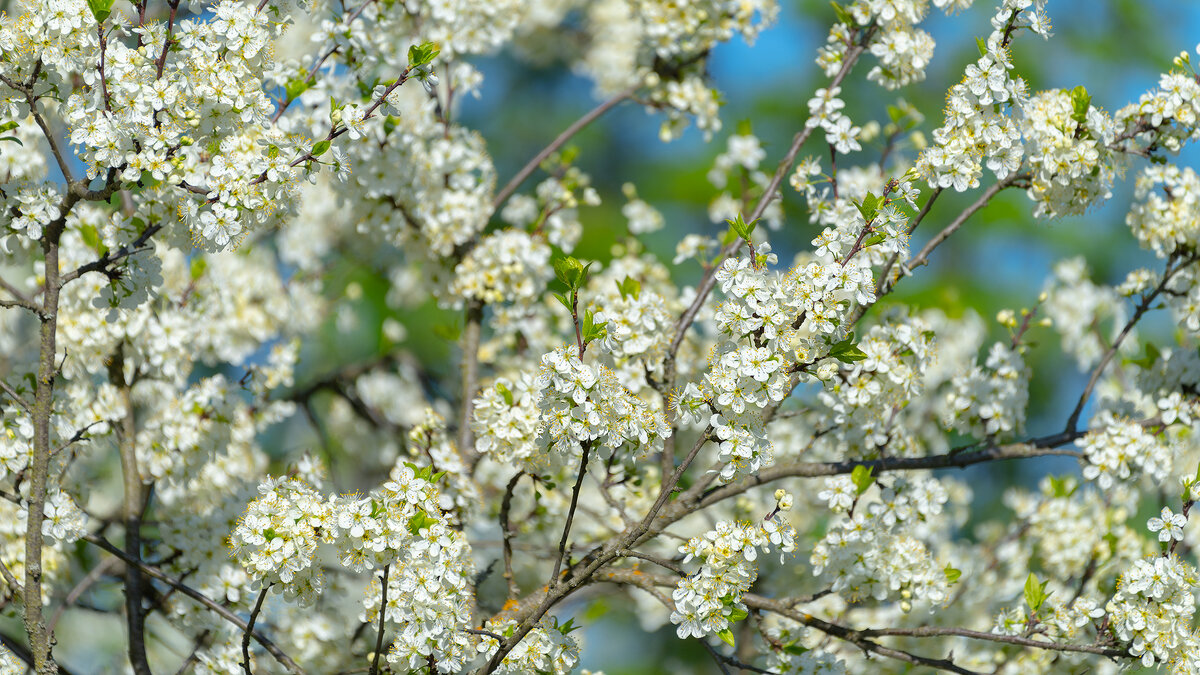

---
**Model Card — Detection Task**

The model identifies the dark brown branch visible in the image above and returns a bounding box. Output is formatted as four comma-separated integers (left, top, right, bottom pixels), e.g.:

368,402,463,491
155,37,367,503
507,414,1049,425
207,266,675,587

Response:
859,625,1128,658
82,535,306,675
59,223,164,287
693,431,1083,512
499,472,525,600
550,442,593,587
742,595,984,675
241,586,271,675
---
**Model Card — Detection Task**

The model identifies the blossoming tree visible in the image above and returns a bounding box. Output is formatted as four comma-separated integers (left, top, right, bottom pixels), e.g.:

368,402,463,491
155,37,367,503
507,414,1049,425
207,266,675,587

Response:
2,0,1200,672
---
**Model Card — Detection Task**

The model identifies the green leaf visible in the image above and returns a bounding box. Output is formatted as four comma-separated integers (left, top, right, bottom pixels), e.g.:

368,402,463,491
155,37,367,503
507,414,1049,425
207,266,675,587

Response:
726,213,758,242
829,334,868,364
581,309,607,344
975,37,988,57
1024,572,1048,613
726,607,748,623
558,617,581,634
408,41,440,69
854,192,879,222
829,1,853,26
850,464,874,496
284,75,312,102
559,145,580,167
1047,475,1077,498
0,136,22,146
496,382,514,406
87,0,114,22
716,628,735,648
944,565,962,584
79,224,102,253
1070,85,1091,126
311,140,331,157
553,256,587,289
189,256,207,281
616,276,641,301
0,121,18,133
862,233,886,248
407,509,437,535
783,643,809,656
736,119,753,136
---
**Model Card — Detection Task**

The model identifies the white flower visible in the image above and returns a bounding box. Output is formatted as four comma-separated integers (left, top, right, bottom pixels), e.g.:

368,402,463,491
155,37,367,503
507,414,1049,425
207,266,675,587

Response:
1147,506,1188,543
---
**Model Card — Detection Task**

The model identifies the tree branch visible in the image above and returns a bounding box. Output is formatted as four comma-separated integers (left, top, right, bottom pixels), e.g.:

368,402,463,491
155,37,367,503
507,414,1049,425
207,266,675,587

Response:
242,586,271,675
550,442,593,587
660,25,877,395
369,565,388,675
82,535,307,675
1064,252,1194,433
491,85,637,212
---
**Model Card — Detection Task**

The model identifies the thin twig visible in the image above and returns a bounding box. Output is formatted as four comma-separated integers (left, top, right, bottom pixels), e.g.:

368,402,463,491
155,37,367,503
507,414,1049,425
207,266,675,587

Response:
1064,253,1194,433
550,442,593,587
491,85,637,212
369,565,389,675
0,380,31,414
660,25,877,395
48,556,118,633
82,535,307,675
859,625,1127,658
499,472,525,599
743,594,984,675
0,557,23,599
242,586,271,675
59,223,164,286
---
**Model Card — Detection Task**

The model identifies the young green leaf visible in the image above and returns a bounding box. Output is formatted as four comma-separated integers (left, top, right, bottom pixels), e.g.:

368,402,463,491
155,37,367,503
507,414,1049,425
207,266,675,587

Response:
716,627,736,648
553,256,587,289
616,276,642,300
1024,572,1048,613
726,213,759,242
944,564,962,584
1070,85,1091,126
829,334,868,363
408,41,440,69
407,509,437,535
87,0,114,22
496,382,514,406
850,464,874,496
